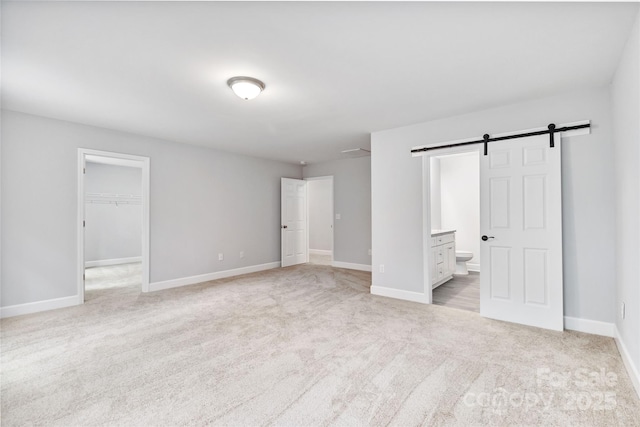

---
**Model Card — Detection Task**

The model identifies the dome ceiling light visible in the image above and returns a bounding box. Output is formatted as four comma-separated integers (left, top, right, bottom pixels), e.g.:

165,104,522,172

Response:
227,76,265,100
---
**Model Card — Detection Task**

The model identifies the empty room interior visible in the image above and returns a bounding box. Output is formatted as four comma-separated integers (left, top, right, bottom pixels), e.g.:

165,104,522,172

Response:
1,1,640,425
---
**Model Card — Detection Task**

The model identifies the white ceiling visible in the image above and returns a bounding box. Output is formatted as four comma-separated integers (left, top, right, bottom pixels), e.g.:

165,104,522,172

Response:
3,1,638,164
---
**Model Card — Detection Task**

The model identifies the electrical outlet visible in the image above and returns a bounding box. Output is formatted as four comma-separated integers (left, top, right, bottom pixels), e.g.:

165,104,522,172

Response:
621,302,626,319
218,253,224,261
379,264,385,273
240,251,245,259
368,249,372,256
335,213,341,220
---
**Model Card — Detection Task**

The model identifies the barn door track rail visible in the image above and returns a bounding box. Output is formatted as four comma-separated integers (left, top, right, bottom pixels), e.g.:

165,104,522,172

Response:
410,120,591,156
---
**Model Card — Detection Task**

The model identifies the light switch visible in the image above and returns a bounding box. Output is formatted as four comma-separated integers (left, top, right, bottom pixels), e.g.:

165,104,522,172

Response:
335,213,341,220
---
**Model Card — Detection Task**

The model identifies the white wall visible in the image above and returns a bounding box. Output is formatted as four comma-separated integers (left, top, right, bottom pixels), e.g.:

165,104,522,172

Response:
85,162,142,263
372,86,616,323
303,156,371,266
1,110,302,307
612,11,639,386
438,152,480,270
307,178,333,252
429,157,441,230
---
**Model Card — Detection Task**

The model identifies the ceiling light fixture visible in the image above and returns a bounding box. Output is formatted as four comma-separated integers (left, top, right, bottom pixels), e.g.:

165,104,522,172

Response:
227,76,265,100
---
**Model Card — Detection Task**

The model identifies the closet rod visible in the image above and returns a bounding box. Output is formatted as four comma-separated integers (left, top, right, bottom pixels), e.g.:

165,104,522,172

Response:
410,123,591,155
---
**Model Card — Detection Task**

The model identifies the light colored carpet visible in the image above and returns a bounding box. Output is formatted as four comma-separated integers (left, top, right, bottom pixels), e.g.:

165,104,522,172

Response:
2,262,639,426
84,262,143,297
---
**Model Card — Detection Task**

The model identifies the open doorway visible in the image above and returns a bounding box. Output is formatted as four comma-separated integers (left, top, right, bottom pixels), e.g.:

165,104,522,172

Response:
77,149,150,304
305,176,333,266
420,127,571,331
429,151,480,312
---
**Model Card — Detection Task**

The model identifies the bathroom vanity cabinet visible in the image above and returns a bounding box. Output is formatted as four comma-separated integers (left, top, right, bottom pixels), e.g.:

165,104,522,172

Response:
431,230,456,289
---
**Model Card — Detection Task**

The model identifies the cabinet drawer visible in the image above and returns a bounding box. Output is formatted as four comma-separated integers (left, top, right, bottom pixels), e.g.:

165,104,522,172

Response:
437,264,444,278
436,233,455,245
437,248,444,264
430,237,438,248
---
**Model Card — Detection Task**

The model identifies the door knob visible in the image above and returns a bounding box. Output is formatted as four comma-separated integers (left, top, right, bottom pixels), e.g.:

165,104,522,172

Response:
282,225,288,229
481,235,494,241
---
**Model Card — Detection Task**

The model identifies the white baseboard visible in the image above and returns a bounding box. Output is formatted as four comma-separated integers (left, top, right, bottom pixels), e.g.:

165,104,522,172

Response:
149,262,281,292
370,285,429,304
563,316,615,337
309,249,332,256
331,261,372,272
614,325,640,399
1,295,79,319
467,263,480,272
85,256,142,268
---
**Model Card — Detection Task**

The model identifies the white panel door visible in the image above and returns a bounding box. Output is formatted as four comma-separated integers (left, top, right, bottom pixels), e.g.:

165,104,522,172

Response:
480,134,563,331
281,178,308,267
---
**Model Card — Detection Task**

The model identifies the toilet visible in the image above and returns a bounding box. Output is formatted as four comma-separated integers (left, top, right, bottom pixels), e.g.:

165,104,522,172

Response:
455,251,473,275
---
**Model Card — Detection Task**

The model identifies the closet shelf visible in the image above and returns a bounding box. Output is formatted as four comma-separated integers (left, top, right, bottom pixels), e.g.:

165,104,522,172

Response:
85,192,142,205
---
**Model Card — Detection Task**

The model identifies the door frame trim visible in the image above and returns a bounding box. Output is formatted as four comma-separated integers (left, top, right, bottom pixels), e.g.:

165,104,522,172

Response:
77,148,151,304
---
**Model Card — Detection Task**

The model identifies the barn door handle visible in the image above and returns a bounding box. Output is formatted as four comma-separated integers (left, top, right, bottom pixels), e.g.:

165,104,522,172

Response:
481,235,494,241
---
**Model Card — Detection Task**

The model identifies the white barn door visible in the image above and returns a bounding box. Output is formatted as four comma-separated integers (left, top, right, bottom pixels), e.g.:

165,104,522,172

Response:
281,178,308,267
480,134,563,331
